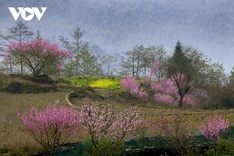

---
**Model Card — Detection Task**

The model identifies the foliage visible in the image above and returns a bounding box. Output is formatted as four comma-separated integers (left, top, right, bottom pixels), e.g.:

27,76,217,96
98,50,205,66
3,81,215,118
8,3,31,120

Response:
151,73,192,106
62,76,97,87
121,77,148,98
151,73,209,107
59,26,88,77
204,139,234,156
121,77,138,92
120,45,167,77
80,98,141,156
0,74,10,90
79,49,102,76
198,115,230,143
98,55,116,76
121,44,210,107
156,113,194,155
18,105,82,156
121,73,209,107
81,139,93,156
157,47,194,107
166,42,194,92
5,40,71,77
0,147,9,154
228,66,234,89
220,87,234,108
0,21,34,74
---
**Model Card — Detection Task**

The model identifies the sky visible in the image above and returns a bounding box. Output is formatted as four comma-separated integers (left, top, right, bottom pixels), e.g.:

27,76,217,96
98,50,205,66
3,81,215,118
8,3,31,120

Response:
0,0,234,73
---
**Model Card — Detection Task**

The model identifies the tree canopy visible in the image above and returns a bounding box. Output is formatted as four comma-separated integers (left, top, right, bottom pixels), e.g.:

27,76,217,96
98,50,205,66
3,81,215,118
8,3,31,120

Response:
5,40,71,76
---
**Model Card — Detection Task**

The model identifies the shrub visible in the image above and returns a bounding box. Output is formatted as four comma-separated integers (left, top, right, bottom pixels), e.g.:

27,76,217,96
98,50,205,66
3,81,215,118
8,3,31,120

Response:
81,98,141,156
18,105,82,156
219,87,234,108
204,139,234,156
0,147,9,154
121,77,148,98
198,115,230,143
156,113,194,155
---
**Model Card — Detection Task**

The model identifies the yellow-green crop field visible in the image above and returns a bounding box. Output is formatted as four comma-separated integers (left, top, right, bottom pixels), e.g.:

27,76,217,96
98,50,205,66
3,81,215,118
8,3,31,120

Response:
61,77,122,91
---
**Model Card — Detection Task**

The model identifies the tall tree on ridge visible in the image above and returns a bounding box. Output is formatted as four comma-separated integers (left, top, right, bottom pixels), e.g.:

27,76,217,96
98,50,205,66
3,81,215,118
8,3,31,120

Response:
0,21,34,74
59,26,89,76
166,41,193,107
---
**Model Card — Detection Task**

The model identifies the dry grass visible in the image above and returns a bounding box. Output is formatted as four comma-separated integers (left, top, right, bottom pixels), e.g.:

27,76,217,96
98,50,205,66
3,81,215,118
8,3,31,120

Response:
72,96,234,132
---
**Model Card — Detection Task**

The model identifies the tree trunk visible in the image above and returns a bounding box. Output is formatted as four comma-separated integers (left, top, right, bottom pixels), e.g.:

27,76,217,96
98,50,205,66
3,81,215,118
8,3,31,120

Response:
179,96,183,108
20,56,24,74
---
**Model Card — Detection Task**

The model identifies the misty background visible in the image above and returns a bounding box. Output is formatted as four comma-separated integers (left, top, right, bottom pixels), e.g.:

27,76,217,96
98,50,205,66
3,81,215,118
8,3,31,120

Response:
0,0,234,73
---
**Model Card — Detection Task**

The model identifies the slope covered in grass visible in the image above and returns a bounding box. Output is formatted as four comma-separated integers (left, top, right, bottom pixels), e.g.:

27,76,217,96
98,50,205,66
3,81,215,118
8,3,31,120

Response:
0,74,57,93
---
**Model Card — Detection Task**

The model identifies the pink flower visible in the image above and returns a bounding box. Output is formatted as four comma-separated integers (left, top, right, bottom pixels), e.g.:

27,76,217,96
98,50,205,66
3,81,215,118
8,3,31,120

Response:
80,98,141,148
198,115,230,142
18,105,82,154
6,40,72,76
121,77,148,98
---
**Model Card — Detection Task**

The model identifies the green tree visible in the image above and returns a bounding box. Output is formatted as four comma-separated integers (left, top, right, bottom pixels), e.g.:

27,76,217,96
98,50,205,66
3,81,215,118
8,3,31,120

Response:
79,49,102,76
166,41,194,107
167,41,192,77
217,67,234,108
59,26,89,76
144,45,167,79
228,66,234,89
183,46,210,87
99,55,116,76
120,45,167,78
121,45,144,77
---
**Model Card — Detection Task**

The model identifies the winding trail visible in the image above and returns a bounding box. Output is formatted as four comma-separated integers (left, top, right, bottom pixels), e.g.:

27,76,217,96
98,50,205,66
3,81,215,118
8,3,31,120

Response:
65,92,81,109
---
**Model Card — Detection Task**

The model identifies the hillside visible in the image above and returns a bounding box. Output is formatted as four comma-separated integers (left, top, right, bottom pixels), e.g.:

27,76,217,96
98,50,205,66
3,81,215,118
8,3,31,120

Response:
0,74,57,93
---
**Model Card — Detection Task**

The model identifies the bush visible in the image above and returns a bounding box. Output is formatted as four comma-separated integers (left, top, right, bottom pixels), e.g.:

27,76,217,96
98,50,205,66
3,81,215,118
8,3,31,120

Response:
204,139,234,156
198,115,230,143
0,147,9,154
220,87,234,108
55,77,71,85
18,105,83,156
81,98,141,156
156,113,194,155
63,76,97,87
0,74,10,90
121,77,148,98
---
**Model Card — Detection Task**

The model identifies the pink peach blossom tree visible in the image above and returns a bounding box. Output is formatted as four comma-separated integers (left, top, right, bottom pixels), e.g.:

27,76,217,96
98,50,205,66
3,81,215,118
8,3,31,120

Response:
121,61,209,107
121,77,148,98
18,105,82,156
151,73,195,107
6,40,72,76
156,113,192,155
81,98,141,155
151,73,209,107
198,115,230,143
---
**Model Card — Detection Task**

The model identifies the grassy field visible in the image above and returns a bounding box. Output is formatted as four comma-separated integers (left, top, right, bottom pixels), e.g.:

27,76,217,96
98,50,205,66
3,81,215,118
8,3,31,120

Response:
0,92,70,155
0,78,234,155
